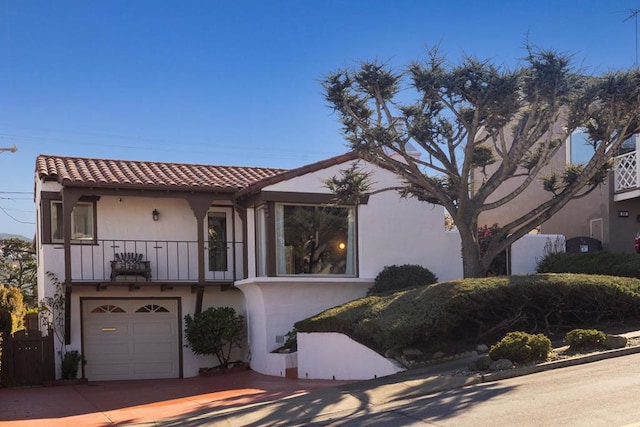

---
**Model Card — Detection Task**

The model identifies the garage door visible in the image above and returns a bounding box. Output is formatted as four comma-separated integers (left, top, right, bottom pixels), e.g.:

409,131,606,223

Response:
82,299,180,381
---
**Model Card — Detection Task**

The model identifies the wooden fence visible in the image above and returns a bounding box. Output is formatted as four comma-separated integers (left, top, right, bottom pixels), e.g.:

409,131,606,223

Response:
0,329,55,387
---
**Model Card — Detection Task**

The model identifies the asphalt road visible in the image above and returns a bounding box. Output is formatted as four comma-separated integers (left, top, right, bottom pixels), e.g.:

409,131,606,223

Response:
309,352,640,427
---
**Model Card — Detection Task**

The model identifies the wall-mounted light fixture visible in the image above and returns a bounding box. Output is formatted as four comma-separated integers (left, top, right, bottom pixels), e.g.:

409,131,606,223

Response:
152,209,160,221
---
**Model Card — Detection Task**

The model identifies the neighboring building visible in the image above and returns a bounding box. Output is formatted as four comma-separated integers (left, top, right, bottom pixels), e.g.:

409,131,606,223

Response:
35,152,468,381
540,132,640,253
476,123,640,254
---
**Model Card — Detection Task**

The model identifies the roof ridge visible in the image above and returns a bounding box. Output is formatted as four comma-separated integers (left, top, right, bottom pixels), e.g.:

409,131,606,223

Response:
35,153,288,172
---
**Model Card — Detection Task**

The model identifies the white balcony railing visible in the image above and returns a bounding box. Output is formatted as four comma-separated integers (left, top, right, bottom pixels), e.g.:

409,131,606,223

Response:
614,150,638,193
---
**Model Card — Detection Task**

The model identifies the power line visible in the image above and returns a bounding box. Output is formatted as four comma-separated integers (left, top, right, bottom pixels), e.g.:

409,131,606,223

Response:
0,206,34,224
624,9,640,69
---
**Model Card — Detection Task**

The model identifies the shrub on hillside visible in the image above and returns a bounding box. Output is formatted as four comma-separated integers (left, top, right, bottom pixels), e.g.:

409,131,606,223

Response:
489,331,552,364
368,264,438,296
295,274,640,356
564,328,607,350
536,251,640,278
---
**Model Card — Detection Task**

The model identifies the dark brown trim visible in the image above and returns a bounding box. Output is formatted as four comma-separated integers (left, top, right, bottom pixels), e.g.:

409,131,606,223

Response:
41,192,99,245
264,201,360,278
235,203,248,280
241,191,368,207
59,181,239,194
265,202,276,277
70,281,235,289
64,286,71,345
235,152,358,199
195,287,204,314
62,189,82,285
40,192,60,245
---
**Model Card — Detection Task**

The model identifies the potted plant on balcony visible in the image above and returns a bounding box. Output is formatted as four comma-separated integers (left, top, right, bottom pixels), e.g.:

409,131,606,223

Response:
184,306,246,376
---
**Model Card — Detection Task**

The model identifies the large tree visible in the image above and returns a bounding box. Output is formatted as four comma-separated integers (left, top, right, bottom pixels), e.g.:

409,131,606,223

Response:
324,48,640,278
0,238,37,307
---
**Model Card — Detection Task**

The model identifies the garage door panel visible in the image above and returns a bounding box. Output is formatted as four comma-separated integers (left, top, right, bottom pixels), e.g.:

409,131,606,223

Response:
132,321,174,336
133,362,177,375
85,342,131,356
85,322,130,336
133,341,175,354
83,299,179,381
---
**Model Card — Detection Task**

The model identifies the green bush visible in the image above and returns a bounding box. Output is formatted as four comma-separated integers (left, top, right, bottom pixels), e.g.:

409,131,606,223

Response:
295,274,640,356
61,350,86,380
537,251,640,278
564,328,607,350
184,307,244,368
368,264,438,296
489,331,552,364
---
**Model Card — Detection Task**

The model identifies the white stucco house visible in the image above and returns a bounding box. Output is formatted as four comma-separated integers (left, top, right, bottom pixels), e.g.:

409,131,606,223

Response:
34,152,553,381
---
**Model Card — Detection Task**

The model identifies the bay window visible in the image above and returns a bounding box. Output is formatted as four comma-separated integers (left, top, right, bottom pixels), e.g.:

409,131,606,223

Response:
275,204,355,276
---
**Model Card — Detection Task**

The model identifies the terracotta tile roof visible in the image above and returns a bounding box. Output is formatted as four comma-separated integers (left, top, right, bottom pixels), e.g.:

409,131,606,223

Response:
35,154,288,191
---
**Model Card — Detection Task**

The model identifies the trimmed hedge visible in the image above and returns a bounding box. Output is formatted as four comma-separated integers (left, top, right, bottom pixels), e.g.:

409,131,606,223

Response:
295,274,640,356
368,264,438,296
537,251,640,278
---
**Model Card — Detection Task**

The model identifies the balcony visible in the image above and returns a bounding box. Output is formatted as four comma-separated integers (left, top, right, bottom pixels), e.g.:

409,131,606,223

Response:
614,150,640,201
64,239,243,285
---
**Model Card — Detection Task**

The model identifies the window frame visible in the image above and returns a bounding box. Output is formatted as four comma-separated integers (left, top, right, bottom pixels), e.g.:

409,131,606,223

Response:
273,202,357,277
40,192,98,245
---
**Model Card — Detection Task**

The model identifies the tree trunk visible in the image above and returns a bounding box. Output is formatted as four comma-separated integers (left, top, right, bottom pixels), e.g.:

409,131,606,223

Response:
461,245,486,278
460,234,487,278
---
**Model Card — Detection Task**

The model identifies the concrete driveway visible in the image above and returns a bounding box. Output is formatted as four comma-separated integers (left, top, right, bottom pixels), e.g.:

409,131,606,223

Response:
0,370,351,426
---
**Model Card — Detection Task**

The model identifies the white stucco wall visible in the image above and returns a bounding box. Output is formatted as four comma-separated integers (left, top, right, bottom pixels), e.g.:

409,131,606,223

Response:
34,182,247,379
262,160,463,281
235,277,371,376
297,332,404,380
511,234,565,275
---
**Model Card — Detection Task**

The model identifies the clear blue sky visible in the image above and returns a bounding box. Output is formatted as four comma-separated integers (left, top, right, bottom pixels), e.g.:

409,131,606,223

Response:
0,0,638,238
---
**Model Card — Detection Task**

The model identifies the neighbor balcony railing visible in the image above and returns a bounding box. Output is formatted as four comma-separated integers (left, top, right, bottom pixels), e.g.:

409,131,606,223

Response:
614,150,638,193
65,239,243,283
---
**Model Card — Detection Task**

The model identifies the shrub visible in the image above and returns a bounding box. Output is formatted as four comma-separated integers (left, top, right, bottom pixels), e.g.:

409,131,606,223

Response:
283,328,297,352
368,264,438,296
536,251,640,278
489,331,552,364
564,328,607,350
184,307,244,368
296,274,640,357
61,350,86,379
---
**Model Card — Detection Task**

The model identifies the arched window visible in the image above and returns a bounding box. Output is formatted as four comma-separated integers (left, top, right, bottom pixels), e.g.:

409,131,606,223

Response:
91,304,125,313
136,304,169,313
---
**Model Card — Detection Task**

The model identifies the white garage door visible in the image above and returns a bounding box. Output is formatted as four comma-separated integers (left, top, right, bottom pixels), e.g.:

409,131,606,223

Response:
82,299,180,381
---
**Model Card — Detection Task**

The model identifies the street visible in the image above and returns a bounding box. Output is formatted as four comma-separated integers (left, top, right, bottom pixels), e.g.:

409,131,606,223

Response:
304,352,640,427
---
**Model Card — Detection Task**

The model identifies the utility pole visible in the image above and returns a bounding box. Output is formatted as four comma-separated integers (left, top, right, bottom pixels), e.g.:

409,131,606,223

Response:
0,146,17,153
624,9,640,69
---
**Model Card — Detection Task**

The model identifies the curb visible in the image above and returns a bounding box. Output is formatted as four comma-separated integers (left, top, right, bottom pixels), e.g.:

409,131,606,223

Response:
480,344,640,383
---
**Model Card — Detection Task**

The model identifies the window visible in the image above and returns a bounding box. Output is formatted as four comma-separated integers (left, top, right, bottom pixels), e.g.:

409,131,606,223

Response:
208,212,228,271
568,129,638,163
567,128,596,165
51,201,95,242
616,134,638,157
275,204,355,275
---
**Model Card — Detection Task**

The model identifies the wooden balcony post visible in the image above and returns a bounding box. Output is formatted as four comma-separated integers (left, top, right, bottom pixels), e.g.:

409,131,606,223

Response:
187,195,216,314
61,189,81,345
